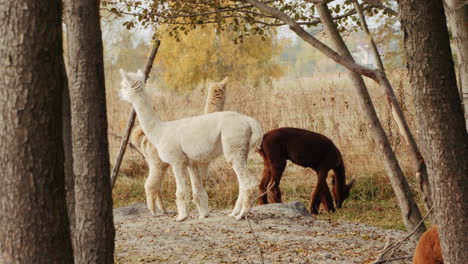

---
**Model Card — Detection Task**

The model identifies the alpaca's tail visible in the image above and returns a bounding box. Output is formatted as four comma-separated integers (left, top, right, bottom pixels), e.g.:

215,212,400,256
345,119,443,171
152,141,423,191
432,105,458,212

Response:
246,117,264,152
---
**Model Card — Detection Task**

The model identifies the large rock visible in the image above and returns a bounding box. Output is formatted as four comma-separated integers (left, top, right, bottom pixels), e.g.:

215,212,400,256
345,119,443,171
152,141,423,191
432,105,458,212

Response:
250,201,311,218
113,202,148,218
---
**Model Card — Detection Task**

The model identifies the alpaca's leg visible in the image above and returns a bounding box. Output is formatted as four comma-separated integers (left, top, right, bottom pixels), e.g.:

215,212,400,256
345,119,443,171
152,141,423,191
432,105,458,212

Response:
154,164,169,212
258,160,272,205
319,182,336,213
269,160,286,203
230,157,258,220
229,190,243,218
221,129,258,219
145,162,169,215
171,163,190,221
310,169,329,214
187,163,210,219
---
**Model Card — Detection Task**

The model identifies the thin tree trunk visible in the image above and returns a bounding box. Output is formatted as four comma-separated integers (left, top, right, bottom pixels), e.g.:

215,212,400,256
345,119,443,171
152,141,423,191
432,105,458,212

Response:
315,3,425,239
399,0,468,262
0,0,73,263
445,2,468,130
111,40,161,188
353,0,433,211
64,0,115,262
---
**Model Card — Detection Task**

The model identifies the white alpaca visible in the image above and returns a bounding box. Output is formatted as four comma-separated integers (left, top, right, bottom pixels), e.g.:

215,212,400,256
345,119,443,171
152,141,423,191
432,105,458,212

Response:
120,69,263,221
131,77,229,215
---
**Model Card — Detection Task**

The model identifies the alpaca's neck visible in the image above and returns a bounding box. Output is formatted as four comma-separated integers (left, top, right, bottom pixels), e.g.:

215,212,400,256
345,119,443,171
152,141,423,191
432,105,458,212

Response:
130,94,162,137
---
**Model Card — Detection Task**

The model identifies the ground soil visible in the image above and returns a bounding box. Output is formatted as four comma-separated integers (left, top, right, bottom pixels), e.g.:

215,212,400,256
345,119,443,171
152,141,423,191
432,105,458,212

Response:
114,202,416,264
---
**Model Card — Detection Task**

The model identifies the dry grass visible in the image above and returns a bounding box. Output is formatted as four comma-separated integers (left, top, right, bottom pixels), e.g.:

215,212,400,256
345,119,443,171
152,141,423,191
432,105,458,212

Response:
109,69,424,230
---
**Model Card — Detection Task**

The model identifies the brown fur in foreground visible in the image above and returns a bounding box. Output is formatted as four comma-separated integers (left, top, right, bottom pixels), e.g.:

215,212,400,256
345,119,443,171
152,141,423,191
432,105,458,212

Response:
413,225,443,264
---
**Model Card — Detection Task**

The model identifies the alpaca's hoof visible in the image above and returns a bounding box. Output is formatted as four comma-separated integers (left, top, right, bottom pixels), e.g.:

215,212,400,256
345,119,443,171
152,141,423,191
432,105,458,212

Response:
175,214,189,222
229,211,238,218
235,214,245,220
150,210,156,216
198,213,209,219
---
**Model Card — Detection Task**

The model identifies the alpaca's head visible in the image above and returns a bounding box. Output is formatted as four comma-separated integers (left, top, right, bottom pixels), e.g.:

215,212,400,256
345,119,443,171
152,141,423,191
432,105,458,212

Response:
119,69,146,102
208,77,228,93
332,178,355,208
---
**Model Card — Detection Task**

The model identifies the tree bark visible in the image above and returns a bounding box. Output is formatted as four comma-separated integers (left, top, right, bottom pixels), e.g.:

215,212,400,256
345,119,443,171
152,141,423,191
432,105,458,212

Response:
445,1,468,130
399,0,468,262
315,3,425,239
62,56,76,251
0,0,74,263
352,0,433,211
64,0,115,262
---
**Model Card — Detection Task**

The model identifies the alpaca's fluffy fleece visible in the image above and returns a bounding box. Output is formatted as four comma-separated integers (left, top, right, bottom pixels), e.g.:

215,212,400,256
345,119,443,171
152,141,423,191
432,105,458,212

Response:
121,69,262,221
204,77,228,114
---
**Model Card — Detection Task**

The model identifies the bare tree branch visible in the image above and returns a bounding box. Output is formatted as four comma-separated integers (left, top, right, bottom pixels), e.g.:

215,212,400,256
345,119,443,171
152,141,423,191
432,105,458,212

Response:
244,0,380,82
361,0,398,16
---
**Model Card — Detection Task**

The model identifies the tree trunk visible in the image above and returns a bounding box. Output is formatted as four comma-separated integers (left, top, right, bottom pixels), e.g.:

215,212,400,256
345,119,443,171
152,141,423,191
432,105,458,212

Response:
315,3,425,239
0,0,74,263
399,0,468,262
64,0,115,262
445,2,468,130
353,0,433,211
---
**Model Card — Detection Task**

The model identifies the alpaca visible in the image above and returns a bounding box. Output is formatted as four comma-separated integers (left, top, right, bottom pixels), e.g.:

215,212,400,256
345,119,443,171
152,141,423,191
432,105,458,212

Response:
120,69,262,221
413,226,443,264
258,127,354,214
131,77,229,215
131,126,170,214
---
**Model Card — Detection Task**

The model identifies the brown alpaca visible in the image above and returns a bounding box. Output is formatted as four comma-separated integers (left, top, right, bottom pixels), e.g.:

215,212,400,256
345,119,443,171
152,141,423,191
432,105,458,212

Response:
258,127,354,214
413,226,443,264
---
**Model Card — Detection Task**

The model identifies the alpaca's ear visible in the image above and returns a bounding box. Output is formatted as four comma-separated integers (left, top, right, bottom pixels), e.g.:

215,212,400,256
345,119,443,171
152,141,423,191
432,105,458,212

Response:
136,69,145,79
220,77,229,86
120,69,128,80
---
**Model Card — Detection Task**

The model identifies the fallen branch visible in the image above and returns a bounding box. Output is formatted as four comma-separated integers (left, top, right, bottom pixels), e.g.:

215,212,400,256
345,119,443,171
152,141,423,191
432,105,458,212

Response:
372,255,412,264
108,132,144,158
244,182,276,264
372,206,434,264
